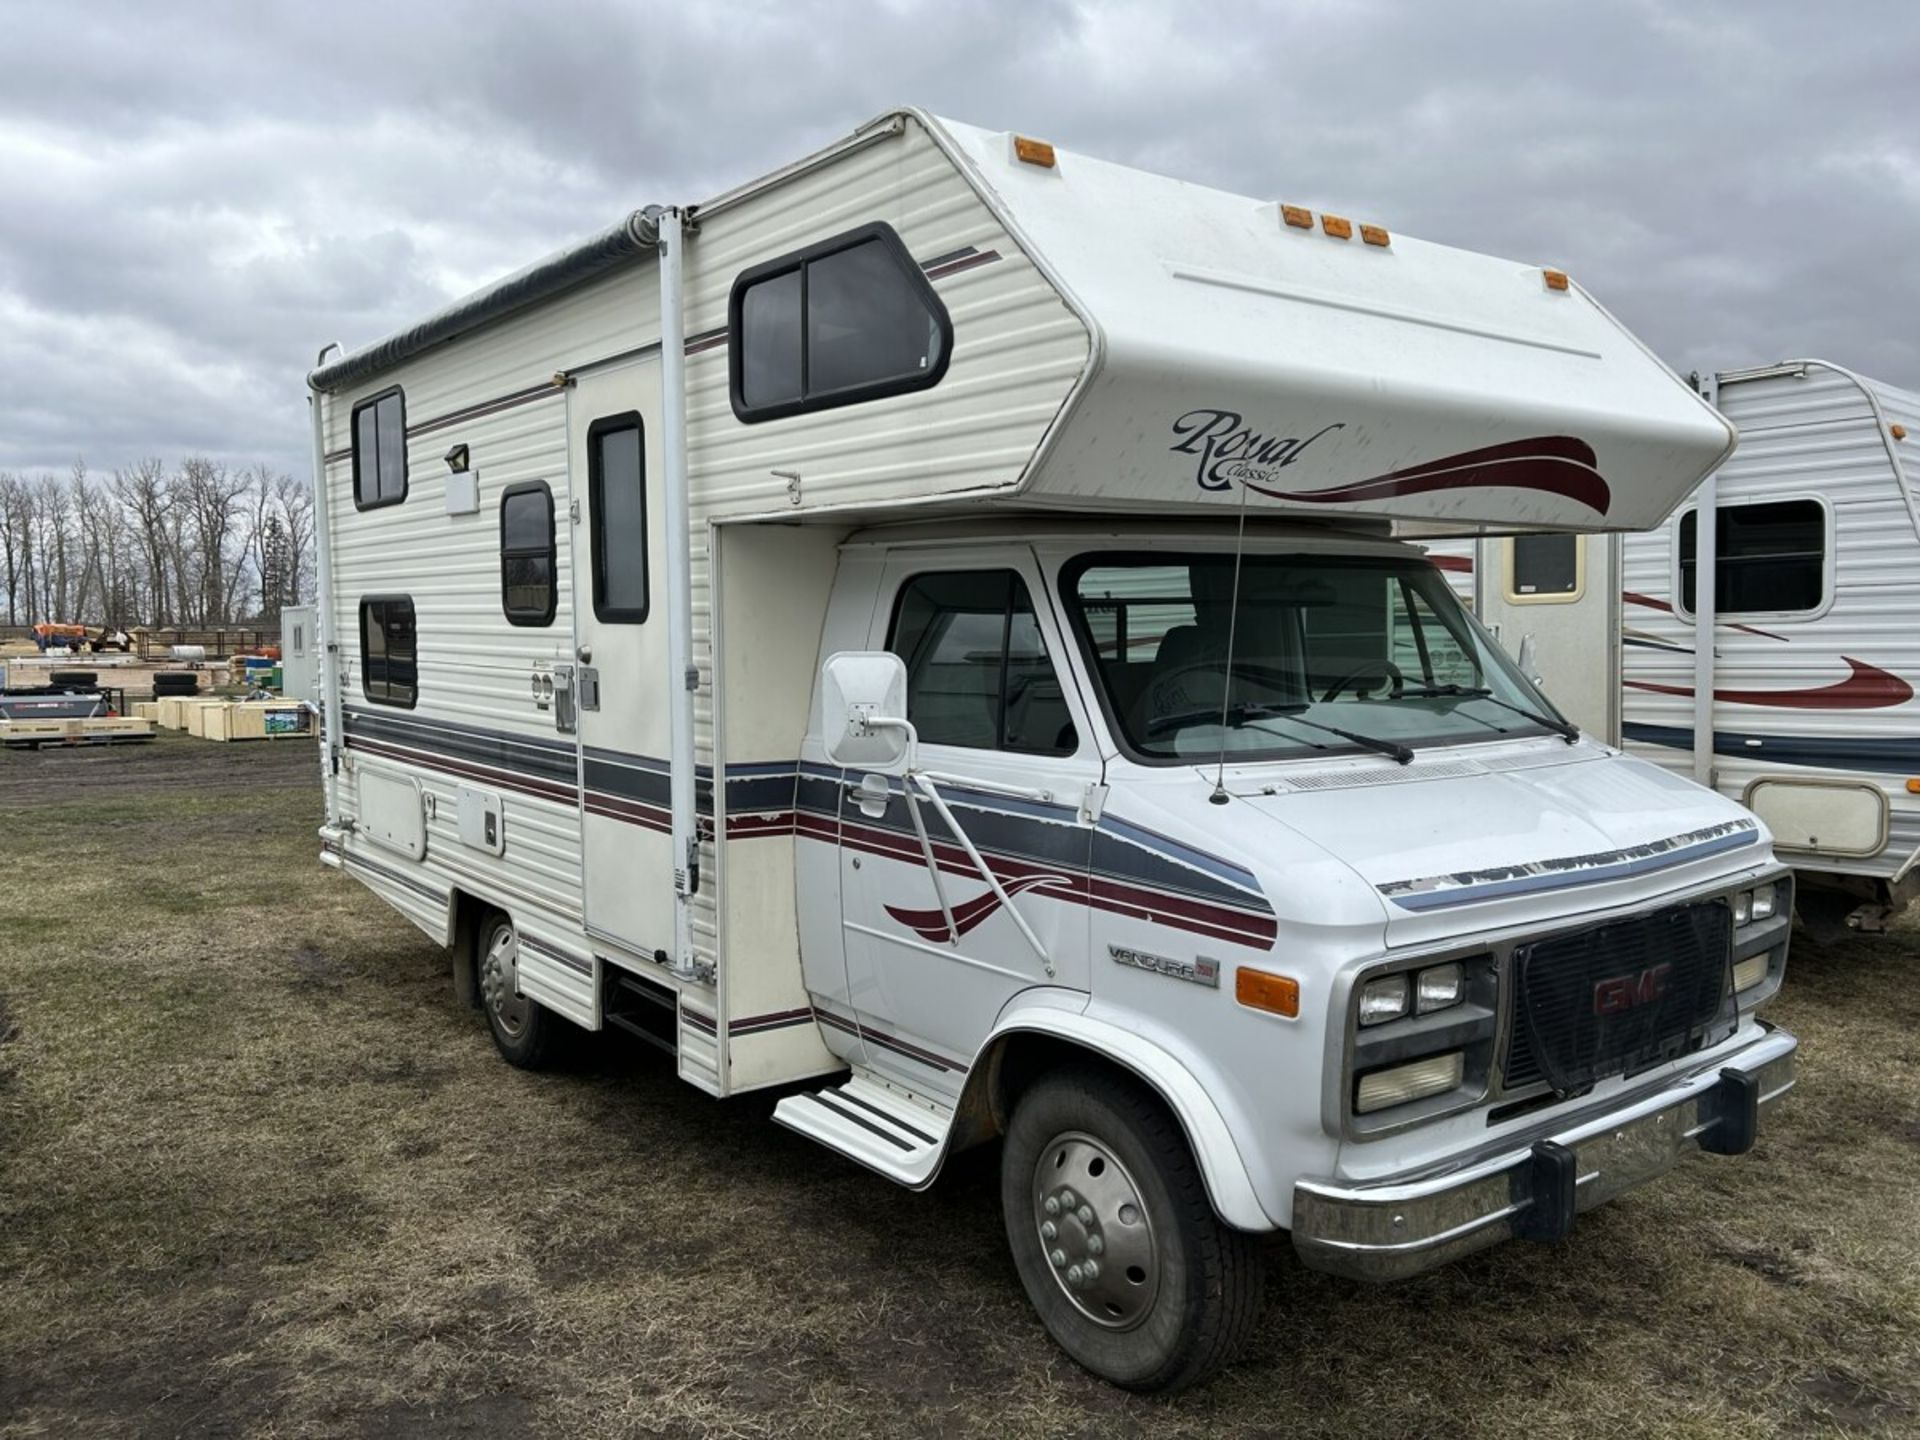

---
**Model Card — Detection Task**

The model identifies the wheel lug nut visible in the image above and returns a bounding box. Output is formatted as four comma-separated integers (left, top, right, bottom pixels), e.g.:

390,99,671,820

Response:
1050,1249,1067,1269
1077,1205,1094,1226
1083,1260,1100,1281
1060,1189,1076,1209
1043,1197,1059,1217
1040,1221,1057,1241
1067,1264,1084,1286
1087,1234,1104,1256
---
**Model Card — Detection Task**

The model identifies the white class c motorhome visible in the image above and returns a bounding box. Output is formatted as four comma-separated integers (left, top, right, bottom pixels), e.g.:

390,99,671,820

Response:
1434,359,1920,936
307,110,1797,1391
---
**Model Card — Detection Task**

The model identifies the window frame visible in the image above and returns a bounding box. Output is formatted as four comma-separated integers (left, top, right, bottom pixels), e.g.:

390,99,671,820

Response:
586,412,649,624
883,566,1078,758
358,594,418,710
498,480,557,627
1672,493,1833,622
349,386,409,511
1501,533,1585,605
727,221,953,425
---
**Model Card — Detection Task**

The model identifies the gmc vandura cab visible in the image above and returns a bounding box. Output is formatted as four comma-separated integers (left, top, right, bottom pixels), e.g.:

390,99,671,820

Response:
307,108,1794,1389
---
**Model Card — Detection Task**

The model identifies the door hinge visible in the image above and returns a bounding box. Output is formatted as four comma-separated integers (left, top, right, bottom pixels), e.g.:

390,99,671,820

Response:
569,498,582,524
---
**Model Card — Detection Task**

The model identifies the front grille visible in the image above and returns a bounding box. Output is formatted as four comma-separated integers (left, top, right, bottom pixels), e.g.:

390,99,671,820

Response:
1502,902,1733,1095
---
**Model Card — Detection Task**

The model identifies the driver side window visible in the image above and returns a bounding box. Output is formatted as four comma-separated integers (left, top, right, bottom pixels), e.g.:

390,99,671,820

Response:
888,570,1077,756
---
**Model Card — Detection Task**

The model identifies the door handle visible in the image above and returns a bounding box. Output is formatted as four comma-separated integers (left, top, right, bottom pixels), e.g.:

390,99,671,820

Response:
855,772,891,818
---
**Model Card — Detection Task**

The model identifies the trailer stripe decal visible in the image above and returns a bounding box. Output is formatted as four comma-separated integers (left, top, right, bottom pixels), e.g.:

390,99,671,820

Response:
1622,721,1920,774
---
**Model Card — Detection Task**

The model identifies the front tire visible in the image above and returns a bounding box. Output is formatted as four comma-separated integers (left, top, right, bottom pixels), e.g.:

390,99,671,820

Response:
1001,1066,1264,1392
474,910,567,1069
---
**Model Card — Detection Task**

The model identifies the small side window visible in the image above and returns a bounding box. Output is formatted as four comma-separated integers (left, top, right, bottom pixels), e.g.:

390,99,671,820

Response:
500,481,556,626
351,388,408,509
360,596,417,708
887,570,1076,756
1679,499,1826,616
1505,534,1582,603
729,223,951,423
588,414,648,623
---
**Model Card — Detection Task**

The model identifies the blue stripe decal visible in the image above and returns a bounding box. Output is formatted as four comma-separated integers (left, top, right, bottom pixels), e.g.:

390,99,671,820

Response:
1096,813,1263,895
1384,828,1760,912
1623,722,1920,775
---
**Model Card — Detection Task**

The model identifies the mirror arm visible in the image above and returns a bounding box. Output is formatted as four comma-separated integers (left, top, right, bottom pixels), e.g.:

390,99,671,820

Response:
899,781,959,946
908,773,1055,979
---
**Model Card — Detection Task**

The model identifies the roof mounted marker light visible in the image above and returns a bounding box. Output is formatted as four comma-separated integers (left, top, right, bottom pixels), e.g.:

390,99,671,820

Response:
1543,268,1571,292
1281,204,1314,229
1321,213,1353,240
1013,135,1057,168
1360,223,1391,247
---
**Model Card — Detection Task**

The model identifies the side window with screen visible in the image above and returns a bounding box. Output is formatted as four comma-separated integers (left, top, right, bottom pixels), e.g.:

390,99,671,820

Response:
360,596,417,707
500,482,556,626
589,414,648,623
730,223,951,423
1679,499,1825,615
351,388,407,509
888,570,1076,756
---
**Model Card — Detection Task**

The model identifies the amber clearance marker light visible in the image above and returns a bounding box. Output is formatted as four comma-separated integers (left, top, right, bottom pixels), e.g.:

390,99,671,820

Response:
1281,204,1313,229
1893,424,1909,441
1236,968,1300,1018
1321,213,1353,240
1360,223,1391,247
1013,135,1056,168
1906,777,1920,794
1544,268,1571,291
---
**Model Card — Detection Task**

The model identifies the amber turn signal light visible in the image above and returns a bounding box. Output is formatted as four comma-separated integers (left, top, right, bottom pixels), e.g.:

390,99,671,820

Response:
1236,968,1300,1018
1013,135,1056,168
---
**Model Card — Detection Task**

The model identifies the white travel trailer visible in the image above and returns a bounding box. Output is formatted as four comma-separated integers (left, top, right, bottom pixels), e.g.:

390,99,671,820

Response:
1437,359,1920,934
307,110,1797,1390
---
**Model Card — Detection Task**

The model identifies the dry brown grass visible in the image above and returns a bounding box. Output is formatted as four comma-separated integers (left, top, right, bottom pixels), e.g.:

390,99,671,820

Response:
2,734,1917,1438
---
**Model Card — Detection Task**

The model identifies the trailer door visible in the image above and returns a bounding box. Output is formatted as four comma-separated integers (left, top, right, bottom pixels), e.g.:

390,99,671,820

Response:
568,361,676,956
1477,534,1621,743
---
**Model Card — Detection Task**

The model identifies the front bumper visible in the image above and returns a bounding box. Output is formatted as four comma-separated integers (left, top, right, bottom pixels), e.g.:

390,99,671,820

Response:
1291,1025,1797,1281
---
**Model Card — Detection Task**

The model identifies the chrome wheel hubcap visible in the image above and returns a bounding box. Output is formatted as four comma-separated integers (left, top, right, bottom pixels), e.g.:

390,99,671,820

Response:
1032,1131,1158,1329
479,925,529,1039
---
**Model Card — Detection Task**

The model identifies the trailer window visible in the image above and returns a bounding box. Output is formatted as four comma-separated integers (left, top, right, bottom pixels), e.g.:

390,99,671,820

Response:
730,222,951,423
499,481,556,626
1505,534,1582,602
1679,499,1825,615
351,388,408,509
360,596,417,708
888,570,1076,756
588,414,648,623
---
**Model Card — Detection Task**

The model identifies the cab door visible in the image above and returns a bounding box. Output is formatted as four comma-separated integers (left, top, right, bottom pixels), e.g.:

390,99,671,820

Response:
1478,534,1621,742
568,361,674,954
837,549,1099,1102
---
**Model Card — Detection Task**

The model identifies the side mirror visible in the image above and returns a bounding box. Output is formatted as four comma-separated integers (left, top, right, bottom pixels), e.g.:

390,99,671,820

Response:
820,650,912,773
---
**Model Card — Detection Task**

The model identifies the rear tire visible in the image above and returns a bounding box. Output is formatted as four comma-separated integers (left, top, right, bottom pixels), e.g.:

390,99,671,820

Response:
474,910,568,1069
1001,1065,1264,1392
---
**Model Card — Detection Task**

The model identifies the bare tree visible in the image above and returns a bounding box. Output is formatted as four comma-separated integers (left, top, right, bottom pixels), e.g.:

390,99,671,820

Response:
112,458,175,626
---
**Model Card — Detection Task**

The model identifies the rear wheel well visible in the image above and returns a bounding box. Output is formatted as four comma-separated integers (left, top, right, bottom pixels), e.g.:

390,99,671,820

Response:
449,889,491,1009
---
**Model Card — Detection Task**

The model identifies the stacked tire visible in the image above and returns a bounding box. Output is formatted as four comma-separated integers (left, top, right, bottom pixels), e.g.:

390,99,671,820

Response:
50,669,97,688
152,670,199,697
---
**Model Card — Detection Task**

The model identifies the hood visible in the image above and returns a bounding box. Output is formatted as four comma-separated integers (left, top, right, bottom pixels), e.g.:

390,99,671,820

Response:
1224,743,1766,948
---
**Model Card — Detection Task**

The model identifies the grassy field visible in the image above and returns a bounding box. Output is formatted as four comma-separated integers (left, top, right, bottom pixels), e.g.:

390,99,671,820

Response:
2,734,1918,1438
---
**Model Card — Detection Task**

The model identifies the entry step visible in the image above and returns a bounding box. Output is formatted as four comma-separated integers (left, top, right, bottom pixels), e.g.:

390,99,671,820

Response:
773,1074,951,1187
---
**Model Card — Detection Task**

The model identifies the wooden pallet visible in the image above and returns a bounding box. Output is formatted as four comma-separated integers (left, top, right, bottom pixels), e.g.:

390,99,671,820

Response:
204,702,312,742
1,715,156,748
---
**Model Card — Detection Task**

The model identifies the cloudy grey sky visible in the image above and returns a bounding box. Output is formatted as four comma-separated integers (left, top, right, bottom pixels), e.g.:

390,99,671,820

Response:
1,0,1914,479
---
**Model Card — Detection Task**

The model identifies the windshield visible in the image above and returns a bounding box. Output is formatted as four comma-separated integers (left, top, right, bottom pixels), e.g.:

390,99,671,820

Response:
1065,550,1566,763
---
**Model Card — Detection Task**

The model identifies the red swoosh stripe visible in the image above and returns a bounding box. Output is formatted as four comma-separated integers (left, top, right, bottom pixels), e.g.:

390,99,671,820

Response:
1622,591,1788,643
1243,435,1609,515
885,874,1072,942
1623,656,1915,710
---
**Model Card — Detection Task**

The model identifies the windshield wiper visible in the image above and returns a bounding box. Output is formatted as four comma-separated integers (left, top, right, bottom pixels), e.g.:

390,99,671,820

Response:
1240,704,1416,765
1391,684,1580,745
1145,702,1415,765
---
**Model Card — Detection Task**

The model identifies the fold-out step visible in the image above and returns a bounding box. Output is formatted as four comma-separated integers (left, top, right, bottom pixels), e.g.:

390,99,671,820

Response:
772,1075,951,1186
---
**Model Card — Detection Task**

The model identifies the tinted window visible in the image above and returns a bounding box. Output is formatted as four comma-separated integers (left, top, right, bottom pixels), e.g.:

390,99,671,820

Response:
1510,534,1578,597
499,482,555,626
730,223,950,423
588,415,648,623
1680,499,1824,615
360,596,417,707
888,570,1075,756
352,389,407,509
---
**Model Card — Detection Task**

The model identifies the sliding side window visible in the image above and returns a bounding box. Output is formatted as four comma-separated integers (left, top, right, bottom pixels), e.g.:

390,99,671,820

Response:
500,481,556,626
729,222,951,423
360,596,417,708
887,570,1076,756
588,414,648,622
1679,499,1826,616
351,388,408,509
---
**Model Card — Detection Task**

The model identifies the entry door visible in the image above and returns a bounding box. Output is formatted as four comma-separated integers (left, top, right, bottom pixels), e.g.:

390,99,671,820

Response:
569,362,674,954
838,552,1099,1102
1478,533,1621,743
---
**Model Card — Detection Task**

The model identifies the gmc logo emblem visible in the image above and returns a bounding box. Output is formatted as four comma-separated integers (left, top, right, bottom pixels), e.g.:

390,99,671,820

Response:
1593,962,1672,1016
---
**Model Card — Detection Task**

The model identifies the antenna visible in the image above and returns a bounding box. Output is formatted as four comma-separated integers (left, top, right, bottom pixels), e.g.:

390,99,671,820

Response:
1209,477,1254,805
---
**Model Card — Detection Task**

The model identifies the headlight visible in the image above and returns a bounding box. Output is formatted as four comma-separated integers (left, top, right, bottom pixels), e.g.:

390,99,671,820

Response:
1751,884,1778,921
1358,973,1409,1026
1355,1052,1464,1113
1732,889,1752,926
1733,881,1784,927
1415,961,1465,1014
